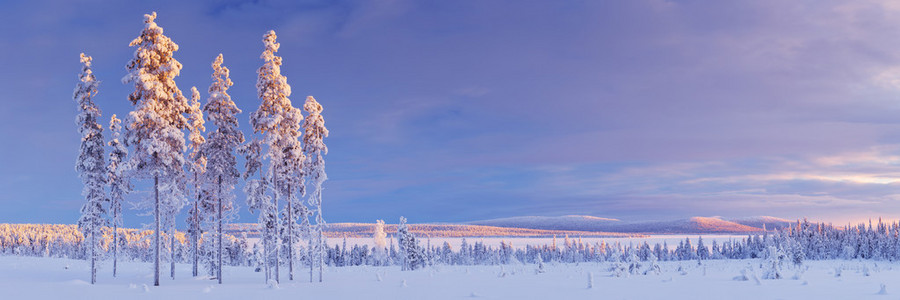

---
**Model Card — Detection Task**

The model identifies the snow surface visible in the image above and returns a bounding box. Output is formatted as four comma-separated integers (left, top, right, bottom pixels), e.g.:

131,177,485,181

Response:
3,255,898,299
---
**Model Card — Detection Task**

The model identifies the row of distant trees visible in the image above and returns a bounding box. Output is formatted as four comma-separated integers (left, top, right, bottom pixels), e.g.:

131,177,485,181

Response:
72,12,329,285
5,219,900,271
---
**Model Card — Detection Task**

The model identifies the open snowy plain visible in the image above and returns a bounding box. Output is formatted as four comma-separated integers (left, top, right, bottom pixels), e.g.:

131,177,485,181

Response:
2,255,897,300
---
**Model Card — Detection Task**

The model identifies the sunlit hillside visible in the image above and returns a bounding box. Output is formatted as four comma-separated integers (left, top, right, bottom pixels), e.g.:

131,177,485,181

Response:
225,222,638,238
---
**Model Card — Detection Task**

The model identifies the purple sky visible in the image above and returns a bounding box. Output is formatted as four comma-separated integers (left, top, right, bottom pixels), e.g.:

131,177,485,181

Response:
3,0,900,226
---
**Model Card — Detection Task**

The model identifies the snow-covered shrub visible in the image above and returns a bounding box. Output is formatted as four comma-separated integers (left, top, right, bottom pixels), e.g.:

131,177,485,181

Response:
608,254,626,277
761,246,786,279
626,252,642,275
644,253,661,275
841,245,856,260
733,268,751,281
734,267,761,285
534,252,546,274
791,265,808,280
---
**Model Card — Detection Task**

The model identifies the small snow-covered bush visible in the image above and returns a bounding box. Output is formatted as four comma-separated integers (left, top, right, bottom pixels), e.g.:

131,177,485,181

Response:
761,246,786,280
791,265,808,280
733,268,758,283
644,253,661,275
626,252,642,275
609,260,626,277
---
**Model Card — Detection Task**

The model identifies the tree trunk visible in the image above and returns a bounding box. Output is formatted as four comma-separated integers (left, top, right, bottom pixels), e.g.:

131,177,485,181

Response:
263,226,269,283
257,168,269,284
90,224,96,284
193,173,199,277
287,185,293,281
170,228,175,279
154,175,160,286
113,221,118,278
318,230,323,282
273,165,280,284
217,175,223,284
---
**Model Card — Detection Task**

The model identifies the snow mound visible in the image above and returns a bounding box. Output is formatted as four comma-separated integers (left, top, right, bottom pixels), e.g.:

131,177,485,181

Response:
65,279,90,286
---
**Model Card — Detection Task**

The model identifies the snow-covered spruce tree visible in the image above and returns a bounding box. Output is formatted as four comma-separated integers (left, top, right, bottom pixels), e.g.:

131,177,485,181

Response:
185,86,206,278
107,114,130,278
398,217,424,271
74,53,108,285
697,236,709,262
202,54,244,284
302,95,329,281
122,12,191,286
644,252,661,275
398,217,408,270
251,30,305,283
373,219,387,265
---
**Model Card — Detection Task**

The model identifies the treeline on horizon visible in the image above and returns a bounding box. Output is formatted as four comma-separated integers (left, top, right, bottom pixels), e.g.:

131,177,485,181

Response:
4,218,900,270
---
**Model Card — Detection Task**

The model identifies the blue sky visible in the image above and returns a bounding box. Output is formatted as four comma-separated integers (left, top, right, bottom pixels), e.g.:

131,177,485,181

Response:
4,0,900,227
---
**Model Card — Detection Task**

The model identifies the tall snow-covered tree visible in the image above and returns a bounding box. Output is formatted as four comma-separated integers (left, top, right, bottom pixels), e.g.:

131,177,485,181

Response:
185,86,206,278
107,114,130,278
74,53,107,285
373,219,387,265
251,30,304,283
697,236,709,261
122,12,191,286
202,54,244,284
302,95,329,281
397,217,424,271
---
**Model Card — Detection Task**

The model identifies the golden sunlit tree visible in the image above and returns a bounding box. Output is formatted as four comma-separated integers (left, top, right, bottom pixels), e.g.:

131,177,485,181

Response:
122,12,191,286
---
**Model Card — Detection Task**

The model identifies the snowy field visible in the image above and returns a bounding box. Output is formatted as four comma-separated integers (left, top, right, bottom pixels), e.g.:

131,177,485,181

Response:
2,255,898,300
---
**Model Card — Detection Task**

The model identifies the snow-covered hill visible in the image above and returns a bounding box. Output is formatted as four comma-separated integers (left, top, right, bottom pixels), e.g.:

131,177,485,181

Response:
223,222,636,238
615,217,761,234
728,216,793,230
222,215,791,236
465,215,620,232
469,215,783,234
